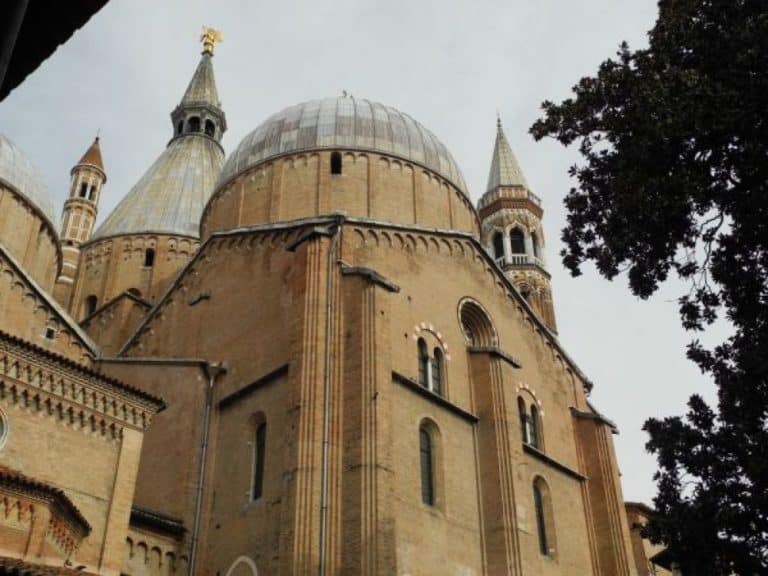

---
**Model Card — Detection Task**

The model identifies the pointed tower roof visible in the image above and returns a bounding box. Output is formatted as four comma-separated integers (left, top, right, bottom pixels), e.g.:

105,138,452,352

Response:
75,136,105,174
486,118,529,192
92,43,225,242
180,53,220,108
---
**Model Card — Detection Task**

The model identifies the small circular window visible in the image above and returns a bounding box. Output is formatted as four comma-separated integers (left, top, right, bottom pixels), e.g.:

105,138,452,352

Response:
0,408,8,450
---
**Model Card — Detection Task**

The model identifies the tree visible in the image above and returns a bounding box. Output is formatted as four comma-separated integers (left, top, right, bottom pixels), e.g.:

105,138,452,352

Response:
530,1,768,573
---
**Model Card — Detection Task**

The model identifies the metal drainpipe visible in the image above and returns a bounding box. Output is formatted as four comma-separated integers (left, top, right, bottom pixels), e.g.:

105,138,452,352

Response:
318,219,342,576
189,361,226,576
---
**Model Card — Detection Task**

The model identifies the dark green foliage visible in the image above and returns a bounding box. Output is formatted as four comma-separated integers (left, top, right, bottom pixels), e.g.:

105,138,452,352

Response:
530,1,768,573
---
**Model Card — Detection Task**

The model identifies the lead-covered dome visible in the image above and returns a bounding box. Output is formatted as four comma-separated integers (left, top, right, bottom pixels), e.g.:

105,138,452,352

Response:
217,97,468,196
92,136,223,240
0,134,56,227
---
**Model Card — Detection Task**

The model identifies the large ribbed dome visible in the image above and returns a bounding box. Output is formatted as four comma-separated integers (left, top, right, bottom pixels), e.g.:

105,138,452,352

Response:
0,134,56,227
92,136,223,240
218,97,468,196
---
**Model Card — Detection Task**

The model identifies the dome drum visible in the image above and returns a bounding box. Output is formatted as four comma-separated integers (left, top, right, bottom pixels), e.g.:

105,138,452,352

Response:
204,97,478,236
202,147,479,238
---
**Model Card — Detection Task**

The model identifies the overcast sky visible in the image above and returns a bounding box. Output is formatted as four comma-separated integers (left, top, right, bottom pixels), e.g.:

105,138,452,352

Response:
0,0,725,504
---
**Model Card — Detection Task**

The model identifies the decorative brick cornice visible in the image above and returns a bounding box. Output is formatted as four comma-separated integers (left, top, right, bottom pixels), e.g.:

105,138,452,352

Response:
479,196,543,220
0,465,91,549
0,331,164,435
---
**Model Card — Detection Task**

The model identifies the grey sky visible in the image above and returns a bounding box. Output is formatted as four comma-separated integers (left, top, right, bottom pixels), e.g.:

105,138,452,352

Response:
0,0,723,504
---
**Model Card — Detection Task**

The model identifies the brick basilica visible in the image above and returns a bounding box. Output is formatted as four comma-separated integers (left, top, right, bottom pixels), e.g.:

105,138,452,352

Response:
0,32,666,576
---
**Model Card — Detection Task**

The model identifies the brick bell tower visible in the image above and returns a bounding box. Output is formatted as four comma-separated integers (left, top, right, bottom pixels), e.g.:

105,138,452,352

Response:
53,136,106,309
478,117,557,333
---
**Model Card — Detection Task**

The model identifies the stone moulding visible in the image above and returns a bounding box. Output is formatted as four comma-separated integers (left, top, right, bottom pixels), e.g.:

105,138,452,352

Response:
217,364,289,410
0,331,164,436
522,443,587,482
129,505,186,539
392,371,478,424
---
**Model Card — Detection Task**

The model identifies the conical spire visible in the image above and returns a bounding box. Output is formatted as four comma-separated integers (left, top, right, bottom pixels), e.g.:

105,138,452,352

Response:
94,41,226,241
180,53,220,109
170,37,226,143
486,117,529,192
76,136,104,173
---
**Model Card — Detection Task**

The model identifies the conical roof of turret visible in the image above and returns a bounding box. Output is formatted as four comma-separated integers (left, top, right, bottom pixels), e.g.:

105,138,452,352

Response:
486,118,529,192
75,136,104,173
91,52,224,241
180,53,220,108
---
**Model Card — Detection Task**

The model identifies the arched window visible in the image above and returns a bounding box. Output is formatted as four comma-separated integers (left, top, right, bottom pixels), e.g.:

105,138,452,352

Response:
417,338,429,388
431,348,444,395
85,295,98,317
419,425,435,506
252,421,266,501
492,231,504,260
188,116,201,132
330,151,342,175
177,120,184,135
530,404,542,449
533,477,556,557
204,119,215,137
88,185,96,201
509,228,525,254
144,248,155,267
459,298,498,348
79,183,88,198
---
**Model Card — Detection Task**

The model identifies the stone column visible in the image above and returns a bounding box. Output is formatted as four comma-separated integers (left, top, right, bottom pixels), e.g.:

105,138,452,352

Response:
502,231,512,264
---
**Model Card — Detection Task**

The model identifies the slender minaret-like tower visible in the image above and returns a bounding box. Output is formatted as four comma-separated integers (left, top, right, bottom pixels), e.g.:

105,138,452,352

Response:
478,118,557,333
53,136,105,309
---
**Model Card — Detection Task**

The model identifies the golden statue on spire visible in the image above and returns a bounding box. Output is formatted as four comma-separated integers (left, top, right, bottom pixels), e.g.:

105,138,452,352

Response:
200,27,222,56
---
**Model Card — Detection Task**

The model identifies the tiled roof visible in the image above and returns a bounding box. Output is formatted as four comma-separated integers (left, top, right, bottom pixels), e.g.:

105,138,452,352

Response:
0,556,95,575
0,466,90,534
75,137,104,173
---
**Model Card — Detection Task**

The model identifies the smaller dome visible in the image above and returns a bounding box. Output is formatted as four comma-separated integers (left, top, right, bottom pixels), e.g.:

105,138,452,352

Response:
0,134,56,227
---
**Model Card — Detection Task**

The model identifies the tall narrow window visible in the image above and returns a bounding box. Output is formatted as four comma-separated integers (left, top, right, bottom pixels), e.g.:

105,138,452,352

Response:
330,151,342,175
492,231,504,260
204,119,215,137
144,248,155,267
431,348,444,395
85,295,98,317
252,422,266,501
530,404,541,449
518,397,530,443
79,183,88,198
534,481,549,555
419,426,434,506
417,338,429,388
510,229,525,254
188,116,201,132
177,120,184,135
88,185,96,201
